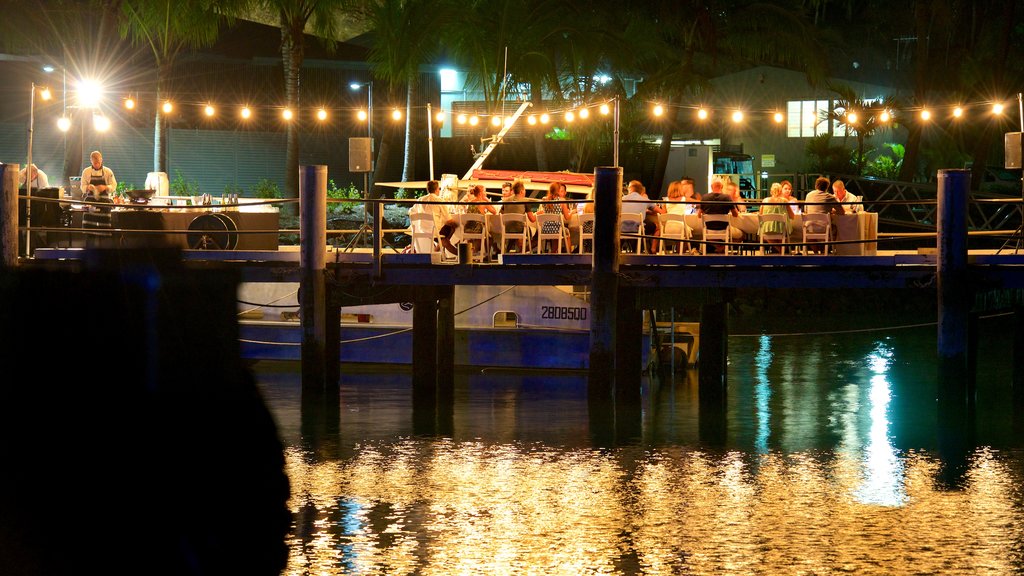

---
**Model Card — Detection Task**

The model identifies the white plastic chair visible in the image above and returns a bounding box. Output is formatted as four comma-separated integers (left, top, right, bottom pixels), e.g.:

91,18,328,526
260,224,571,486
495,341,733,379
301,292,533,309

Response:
659,213,690,254
536,213,567,253
500,212,532,254
408,212,436,254
701,214,732,255
458,212,488,262
578,213,595,254
620,212,644,253
758,212,789,255
802,212,831,254
486,212,503,259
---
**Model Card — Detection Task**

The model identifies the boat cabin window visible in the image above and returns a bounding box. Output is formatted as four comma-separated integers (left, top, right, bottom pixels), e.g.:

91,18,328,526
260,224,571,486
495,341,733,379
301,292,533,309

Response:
492,311,519,328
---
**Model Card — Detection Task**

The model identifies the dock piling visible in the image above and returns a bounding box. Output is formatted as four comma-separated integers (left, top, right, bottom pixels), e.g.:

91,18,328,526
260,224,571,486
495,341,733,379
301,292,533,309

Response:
1,163,19,267
589,166,622,399
936,169,972,399
299,165,330,389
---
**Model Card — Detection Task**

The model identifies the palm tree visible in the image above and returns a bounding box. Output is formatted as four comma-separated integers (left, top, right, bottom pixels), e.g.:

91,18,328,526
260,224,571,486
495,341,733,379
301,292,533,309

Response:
356,0,455,187
824,84,899,175
628,0,828,194
444,0,565,171
259,0,340,204
118,0,238,173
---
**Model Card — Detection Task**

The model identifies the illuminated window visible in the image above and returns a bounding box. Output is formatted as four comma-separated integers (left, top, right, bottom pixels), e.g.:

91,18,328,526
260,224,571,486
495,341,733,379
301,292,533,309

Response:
786,100,829,138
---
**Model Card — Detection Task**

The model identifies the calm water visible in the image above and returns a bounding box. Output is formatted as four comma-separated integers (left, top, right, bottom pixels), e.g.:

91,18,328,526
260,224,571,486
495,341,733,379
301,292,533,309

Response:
253,316,1024,575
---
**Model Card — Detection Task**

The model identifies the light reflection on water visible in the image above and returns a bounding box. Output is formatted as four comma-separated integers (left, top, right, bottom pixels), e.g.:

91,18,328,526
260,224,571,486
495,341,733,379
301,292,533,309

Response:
255,321,1024,575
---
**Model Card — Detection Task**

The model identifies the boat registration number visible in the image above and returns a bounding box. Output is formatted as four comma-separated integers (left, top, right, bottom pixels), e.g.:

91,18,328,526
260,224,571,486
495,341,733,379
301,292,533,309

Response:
540,306,587,321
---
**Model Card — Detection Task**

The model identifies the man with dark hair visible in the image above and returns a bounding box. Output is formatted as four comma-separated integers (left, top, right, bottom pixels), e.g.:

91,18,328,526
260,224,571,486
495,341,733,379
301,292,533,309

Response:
804,176,845,216
803,176,844,254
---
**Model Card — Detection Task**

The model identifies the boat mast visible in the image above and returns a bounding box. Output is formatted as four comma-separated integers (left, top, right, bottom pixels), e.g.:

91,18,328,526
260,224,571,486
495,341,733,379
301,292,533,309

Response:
461,100,532,181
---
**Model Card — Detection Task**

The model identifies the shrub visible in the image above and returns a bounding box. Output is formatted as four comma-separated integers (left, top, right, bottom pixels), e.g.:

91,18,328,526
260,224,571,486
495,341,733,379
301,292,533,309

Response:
251,178,281,199
170,170,201,196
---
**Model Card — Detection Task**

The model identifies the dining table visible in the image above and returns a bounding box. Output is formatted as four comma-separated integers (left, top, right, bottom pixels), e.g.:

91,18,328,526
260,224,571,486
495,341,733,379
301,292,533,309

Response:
671,209,877,255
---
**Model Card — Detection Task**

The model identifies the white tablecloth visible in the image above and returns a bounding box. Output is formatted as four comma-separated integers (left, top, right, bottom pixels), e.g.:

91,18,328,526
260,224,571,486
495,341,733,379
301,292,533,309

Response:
678,211,877,255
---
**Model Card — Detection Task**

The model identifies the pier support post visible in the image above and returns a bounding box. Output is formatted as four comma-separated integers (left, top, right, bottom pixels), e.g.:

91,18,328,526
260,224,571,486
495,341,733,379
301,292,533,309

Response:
325,298,341,386
412,298,438,394
1,163,19,267
300,165,329,390
936,169,972,401
437,286,455,395
615,286,643,405
1014,306,1024,407
699,300,728,400
589,166,622,400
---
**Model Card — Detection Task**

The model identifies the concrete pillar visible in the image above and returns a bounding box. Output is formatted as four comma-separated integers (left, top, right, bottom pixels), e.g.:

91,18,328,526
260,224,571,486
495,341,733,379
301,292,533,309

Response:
300,165,328,389
615,286,643,405
699,301,728,400
1,163,19,267
1014,306,1024,407
437,286,455,395
412,298,438,396
325,299,341,387
936,168,971,399
589,166,622,399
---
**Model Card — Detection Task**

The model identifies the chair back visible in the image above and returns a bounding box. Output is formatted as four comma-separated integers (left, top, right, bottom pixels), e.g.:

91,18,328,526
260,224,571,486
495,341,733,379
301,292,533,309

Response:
701,213,732,254
620,212,644,253
409,212,436,254
659,213,689,254
536,213,565,253
500,212,531,253
458,212,487,262
578,213,595,254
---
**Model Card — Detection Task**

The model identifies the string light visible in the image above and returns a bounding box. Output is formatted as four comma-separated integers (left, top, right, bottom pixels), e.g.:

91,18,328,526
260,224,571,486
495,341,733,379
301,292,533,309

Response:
653,104,664,117
879,110,890,122
503,116,514,127
599,103,610,115
578,108,589,119
491,116,502,127
316,108,327,121
391,108,402,121
57,116,71,132
162,101,173,114
697,108,708,120
773,112,784,123
357,109,368,121
435,110,445,123
124,96,134,110
920,109,931,121
282,108,293,121
240,106,252,119
731,110,744,123
527,115,537,125
539,113,550,124
204,104,215,117
456,113,467,124
846,111,858,124
565,110,575,122
993,103,1005,114
468,115,479,126
953,106,964,118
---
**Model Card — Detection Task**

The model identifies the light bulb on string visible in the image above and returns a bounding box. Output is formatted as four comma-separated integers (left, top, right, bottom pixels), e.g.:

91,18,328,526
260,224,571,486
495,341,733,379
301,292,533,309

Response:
599,103,610,115
579,108,589,119
697,108,708,120
204,104,215,117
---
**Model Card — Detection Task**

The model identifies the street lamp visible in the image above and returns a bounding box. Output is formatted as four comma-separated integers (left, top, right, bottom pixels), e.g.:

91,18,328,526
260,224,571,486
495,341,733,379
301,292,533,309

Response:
26,82,53,255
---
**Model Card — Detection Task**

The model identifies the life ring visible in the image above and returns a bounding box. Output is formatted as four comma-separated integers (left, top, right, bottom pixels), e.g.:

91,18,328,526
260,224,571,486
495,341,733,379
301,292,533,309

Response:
187,213,238,250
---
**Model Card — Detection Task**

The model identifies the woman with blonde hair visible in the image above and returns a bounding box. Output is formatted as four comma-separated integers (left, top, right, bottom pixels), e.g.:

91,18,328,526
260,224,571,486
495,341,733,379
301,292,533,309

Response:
759,182,794,253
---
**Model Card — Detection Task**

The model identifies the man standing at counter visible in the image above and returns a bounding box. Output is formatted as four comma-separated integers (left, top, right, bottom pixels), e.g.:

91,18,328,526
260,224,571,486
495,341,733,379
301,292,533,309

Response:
81,150,117,199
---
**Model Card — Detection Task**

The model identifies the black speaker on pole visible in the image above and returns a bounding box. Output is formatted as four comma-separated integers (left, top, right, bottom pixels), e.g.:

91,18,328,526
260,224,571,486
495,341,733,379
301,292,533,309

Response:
349,137,373,172
1005,132,1022,170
